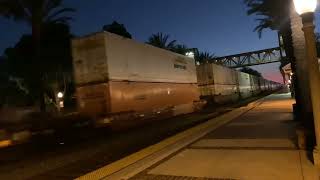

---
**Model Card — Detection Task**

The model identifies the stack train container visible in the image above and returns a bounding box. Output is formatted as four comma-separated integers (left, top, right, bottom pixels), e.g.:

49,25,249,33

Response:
72,32,203,127
72,31,283,129
196,63,282,104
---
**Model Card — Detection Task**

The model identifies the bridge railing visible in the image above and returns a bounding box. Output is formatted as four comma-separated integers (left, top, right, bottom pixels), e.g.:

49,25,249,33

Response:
212,47,284,68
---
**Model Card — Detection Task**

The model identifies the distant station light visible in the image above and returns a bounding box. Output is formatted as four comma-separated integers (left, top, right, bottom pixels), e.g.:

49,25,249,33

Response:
185,52,195,58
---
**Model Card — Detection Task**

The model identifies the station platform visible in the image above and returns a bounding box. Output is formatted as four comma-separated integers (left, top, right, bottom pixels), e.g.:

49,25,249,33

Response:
78,91,320,180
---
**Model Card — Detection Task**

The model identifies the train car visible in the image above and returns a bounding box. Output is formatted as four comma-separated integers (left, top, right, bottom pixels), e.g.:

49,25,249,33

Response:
259,78,268,92
196,63,283,104
249,75,261,95
72,32,202,127
197,63,239,104
237,71,252,99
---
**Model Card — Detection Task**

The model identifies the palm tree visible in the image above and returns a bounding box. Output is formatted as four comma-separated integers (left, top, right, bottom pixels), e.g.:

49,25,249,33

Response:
147,33,177,50
0,0,74,42
103,21,132,39
0,0,74,111
244,0,293,84
171,44,189,55
195,51,215,64
244,0,290,37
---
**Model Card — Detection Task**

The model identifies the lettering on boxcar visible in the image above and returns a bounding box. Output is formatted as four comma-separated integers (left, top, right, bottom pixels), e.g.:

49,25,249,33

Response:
134,94,147,100
174,64,186,70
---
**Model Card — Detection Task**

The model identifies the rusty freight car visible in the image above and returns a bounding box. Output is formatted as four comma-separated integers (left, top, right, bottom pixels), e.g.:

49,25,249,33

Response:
72,32,202,128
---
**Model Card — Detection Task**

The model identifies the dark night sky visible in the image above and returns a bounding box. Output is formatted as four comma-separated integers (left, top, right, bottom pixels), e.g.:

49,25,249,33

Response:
1,0,319,82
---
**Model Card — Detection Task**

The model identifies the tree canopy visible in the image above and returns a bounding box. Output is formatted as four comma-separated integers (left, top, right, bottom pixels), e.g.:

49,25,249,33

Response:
0,0,75,25
0,0,75,110
103,21,132,39
147,33,177,50
195,51,215,64
244,0,292,83
240,67,262,77
2,23,74,105
244,0,291,38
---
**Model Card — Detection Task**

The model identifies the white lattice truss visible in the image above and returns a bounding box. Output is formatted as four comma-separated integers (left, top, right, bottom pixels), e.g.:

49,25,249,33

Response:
213,47,283,68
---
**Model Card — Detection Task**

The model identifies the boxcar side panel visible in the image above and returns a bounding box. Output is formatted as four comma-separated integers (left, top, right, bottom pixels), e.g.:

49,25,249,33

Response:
104,33,197,84
109,81,200,113
72,33,109,85
238,72,252,99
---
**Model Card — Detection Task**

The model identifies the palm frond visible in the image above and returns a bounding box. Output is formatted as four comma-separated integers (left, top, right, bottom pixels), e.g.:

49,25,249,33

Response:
46,7,75,22
0,0,29,21
147,32,177,50
0,0,74,25
244,0,290,38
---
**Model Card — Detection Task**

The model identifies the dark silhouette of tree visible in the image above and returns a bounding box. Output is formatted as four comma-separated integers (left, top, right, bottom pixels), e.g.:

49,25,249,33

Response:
195,51,215,64
244,0,289,37
3,23,74,108
240,67,262,77
103,21,132,39
316,33,320,57
244,0,293,84
0,0,75,111
147,33,177,50
171,44,189,55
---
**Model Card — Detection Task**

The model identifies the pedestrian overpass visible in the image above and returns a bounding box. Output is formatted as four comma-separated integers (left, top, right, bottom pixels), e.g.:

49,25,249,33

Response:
212,47,284,68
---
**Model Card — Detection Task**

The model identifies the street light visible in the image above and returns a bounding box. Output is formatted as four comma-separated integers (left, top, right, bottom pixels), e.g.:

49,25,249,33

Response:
293,0,320,166
57,92,64,99
293,0,317,15
56,92,64,110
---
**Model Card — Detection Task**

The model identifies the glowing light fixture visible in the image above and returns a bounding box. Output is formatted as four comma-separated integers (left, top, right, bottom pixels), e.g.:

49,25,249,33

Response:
293,0,317,15
57,92,64,98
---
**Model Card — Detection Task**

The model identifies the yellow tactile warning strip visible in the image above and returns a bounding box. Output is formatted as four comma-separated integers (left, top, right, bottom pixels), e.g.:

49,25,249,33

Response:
130,174,237,180
76,97,267,180
190,139,297,149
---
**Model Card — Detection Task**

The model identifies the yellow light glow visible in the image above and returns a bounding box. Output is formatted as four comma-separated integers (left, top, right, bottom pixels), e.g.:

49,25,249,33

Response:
293,0,317,15
0,140,12,148
57,92,64,98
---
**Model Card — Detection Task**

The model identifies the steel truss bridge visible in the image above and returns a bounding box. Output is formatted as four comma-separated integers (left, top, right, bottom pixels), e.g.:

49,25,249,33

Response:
212,47,284,68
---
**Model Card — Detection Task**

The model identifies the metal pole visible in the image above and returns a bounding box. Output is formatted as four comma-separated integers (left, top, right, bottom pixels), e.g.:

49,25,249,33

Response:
301,12,320,166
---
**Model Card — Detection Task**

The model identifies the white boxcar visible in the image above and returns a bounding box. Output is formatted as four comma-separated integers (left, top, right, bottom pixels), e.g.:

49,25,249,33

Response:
237,71,252,99
250,75,261,95
196,63,239,104
72,32,201,127
72,32,197,85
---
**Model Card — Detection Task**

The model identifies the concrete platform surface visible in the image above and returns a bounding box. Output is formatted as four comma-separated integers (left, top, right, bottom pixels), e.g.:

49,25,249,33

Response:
79,92,320,180
130,92,319,180
148,149,302,180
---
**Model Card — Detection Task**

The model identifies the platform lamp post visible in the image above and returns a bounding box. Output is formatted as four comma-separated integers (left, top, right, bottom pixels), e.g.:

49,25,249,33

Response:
293,0,320,166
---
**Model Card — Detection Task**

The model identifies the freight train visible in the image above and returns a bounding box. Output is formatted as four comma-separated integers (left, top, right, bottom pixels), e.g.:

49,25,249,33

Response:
71,32,282,128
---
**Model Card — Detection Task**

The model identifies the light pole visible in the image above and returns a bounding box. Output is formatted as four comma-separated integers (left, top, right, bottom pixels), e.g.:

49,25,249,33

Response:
293,0,320,166
56,91,64,113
